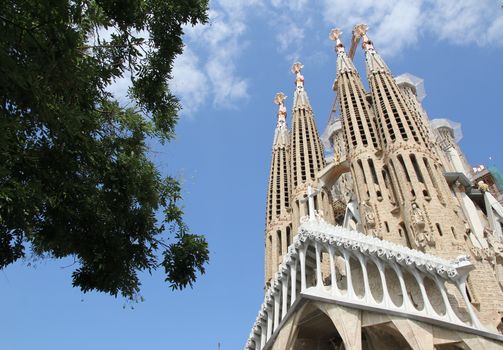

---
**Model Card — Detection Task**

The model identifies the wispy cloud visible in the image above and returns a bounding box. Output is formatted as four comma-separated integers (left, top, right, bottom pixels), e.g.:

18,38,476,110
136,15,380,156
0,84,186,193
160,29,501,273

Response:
171,48,209,116
274,19,305,62
172,4,252,116
322,0,503,56
111,0,503,116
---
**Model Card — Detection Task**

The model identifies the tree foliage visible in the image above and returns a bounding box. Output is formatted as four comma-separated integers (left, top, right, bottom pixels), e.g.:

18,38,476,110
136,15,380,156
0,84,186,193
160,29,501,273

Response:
0,0,209,300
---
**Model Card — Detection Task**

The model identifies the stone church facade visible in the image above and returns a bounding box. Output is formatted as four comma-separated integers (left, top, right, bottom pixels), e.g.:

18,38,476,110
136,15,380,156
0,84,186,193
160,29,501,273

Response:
247,25,503,350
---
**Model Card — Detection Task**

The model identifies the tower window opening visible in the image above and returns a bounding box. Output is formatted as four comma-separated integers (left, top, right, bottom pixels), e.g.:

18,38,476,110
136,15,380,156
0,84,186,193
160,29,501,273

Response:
277,230,282,257
390,160,405,202
436,223,443,236
451,226,457,239
423,157,443,203
357,160,367,184
286,225,292,247
385,221,390,232
397,154,411,183
410,154,424,183
268,235,273,278
382,166,396,204
368,159,379,184
466,286,472,303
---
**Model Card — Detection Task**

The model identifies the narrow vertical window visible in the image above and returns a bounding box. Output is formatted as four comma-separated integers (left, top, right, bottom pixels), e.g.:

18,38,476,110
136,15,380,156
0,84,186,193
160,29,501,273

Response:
277,230,282,257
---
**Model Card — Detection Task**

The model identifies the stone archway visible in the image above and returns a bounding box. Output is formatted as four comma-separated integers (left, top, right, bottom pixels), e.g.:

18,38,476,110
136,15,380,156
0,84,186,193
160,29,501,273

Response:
363,323,414,350
289,303,344,350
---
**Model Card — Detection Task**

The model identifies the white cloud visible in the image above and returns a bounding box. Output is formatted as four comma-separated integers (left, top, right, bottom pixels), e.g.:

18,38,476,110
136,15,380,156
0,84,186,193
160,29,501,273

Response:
169,0,503,115
321,0,503,56
425,0,496,46
275,20,305,62
171,48,209,116
172,4,252,115
271,0,308,12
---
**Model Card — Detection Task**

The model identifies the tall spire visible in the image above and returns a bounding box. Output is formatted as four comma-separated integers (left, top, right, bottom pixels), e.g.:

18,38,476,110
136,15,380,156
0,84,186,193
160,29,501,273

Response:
272,92,289,145
358,25,503,324
290,62,326,188
358,24,428,147
330,28,380,152
354,24,390,74
360,24,466,254
264,92,292,286
330,28,401,240
329,28,358,74
289,62,334,232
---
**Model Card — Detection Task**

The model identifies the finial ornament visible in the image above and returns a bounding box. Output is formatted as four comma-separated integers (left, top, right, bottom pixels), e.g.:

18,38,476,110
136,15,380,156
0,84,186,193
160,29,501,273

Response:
274,92,287,123
291,62,303,74
329,28,345,54
291,62,305,90
353,23,374,51
329,28,342,41
353,23,368,38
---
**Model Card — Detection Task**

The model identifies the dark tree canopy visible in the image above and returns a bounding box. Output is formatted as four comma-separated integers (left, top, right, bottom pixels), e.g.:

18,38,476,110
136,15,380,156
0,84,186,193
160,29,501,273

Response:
0,0,209,300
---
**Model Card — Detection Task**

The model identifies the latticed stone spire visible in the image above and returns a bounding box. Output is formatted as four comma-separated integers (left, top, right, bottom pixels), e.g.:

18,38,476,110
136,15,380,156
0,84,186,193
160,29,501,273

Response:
356,25,503,326
290,62,326,189
330,28,401,240
355,24,429,148
289,62,334,233
330,28,380,153
358,24,462,251
264,92,292,286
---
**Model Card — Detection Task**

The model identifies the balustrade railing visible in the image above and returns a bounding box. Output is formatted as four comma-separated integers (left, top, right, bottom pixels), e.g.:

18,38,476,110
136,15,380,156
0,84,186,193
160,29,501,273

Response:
246,219,491,350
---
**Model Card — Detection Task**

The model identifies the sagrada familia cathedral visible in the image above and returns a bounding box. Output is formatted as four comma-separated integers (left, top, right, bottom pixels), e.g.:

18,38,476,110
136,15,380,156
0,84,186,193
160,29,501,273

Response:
245,25,503,349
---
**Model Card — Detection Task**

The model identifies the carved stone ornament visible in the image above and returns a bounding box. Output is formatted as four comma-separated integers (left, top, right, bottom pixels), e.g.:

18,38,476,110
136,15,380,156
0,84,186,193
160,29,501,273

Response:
245,219,476,350
274,91,287,106
478,180,489,192
353,23,369,38
291,62,303,74
274,92,287,121
361,201,376,228
485,228,503,258
411,202,426,231
329,28,342,41
291,62,305,90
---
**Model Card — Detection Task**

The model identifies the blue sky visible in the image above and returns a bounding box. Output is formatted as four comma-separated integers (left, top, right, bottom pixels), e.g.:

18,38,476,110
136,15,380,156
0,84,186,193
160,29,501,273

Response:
2,1,503,349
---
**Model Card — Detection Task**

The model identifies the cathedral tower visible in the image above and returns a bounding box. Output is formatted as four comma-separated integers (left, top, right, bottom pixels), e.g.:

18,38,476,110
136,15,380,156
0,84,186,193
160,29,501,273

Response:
289,63,334,233
357,24,466,256
358,24,503,324
264,92,292,286
247,25,503,349
329,29,403,242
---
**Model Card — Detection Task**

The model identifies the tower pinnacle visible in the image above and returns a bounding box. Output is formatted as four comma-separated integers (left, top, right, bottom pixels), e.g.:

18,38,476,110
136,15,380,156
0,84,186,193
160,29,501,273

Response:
291,62,304,91
353,23,373,51
330,28,358,74
273,92,287,124
329,28,345,54
264,92,292,285
355,23,389,73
